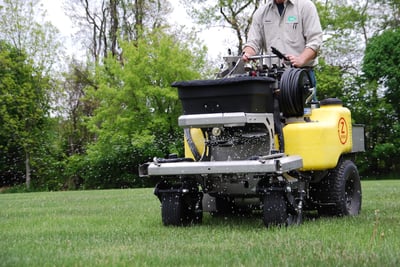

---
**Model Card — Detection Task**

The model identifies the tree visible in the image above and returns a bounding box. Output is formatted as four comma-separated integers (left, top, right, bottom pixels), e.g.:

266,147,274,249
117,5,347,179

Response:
0,0,64,189
72,31,206,188
363,29,400,117
0,42,51,188
314,58,346,100
60,59,97,157
182,0,263,55
66,0,173,63
0,0,62,75
315,1,370,73
370,0,400,30
359,29,400,175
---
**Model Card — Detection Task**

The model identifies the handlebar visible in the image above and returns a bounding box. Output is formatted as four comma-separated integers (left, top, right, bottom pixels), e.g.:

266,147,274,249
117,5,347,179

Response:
220,50,289,78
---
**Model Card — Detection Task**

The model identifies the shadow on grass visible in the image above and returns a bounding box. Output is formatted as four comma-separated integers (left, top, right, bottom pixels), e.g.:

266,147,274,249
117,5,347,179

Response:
199,210,322,229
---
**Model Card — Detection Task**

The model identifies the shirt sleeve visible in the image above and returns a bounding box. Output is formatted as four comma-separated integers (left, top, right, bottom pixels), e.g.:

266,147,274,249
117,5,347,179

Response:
302,1,323,52
243,7,265,53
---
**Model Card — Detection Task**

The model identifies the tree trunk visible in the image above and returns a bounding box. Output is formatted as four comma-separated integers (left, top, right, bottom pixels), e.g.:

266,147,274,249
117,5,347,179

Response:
25,151,31,189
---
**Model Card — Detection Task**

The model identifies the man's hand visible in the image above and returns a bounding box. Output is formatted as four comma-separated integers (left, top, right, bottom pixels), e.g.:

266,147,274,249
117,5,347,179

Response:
242,47,256,62
286,47,317,67
286,55,307,67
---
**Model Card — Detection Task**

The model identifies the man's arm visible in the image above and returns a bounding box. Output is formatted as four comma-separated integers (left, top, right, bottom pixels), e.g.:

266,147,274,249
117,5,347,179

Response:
242,6,265,61
290,1,322,67
286,47,317,67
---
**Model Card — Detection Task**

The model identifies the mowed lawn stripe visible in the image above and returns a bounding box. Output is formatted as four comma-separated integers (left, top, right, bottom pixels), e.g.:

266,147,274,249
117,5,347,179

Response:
1,180,399,267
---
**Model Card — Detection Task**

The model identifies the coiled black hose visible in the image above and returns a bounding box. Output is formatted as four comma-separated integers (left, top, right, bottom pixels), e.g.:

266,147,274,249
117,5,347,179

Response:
279,68,312,117
184,128,201,161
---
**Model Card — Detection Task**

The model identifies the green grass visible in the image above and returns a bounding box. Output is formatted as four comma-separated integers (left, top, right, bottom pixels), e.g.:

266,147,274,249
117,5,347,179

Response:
1,180,400,267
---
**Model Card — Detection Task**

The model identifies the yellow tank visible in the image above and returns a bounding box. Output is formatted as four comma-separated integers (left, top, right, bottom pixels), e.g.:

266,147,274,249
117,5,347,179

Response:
283,100,353,170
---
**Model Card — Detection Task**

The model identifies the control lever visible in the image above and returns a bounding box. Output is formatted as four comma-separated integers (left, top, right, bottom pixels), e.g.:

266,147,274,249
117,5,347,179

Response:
271,46,289,61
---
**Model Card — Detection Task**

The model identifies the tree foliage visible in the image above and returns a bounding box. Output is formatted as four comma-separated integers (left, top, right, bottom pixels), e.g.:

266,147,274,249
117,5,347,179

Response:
0,0,62,74
3,0,400,191
0,41,51,188
60,60,97,157
363,29,400,116
0,0,64,189
359,29,400,174
67,31,206,188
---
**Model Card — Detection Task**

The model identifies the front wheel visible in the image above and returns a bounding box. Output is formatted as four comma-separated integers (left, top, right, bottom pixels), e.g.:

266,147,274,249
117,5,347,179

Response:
262,191,288,227
161,193,203,226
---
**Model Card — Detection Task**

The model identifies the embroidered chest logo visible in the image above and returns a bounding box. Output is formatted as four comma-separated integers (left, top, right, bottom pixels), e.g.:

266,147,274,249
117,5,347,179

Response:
288,16,297,23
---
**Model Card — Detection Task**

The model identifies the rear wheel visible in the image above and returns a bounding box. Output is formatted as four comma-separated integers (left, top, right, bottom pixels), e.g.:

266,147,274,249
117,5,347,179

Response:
316,159,362,216
262,191,288,227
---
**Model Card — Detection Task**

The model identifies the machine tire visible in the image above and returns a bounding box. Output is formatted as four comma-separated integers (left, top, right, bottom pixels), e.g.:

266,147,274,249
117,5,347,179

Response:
160,194,188,226
161,193,187,226
263,191,288,227
317,159,362,216
161,192,203,226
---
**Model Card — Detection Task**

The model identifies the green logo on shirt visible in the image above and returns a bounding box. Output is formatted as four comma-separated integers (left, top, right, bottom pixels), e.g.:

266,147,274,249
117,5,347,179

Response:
288,16,297,23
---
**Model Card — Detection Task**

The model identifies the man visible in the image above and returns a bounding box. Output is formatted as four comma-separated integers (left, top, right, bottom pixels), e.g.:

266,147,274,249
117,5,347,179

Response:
242,0,323,75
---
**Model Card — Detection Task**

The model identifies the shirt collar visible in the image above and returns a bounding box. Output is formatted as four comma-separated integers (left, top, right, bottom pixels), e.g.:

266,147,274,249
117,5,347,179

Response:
268,0,295,6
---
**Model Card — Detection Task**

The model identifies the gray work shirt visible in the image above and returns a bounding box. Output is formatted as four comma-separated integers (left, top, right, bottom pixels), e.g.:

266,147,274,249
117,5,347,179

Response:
244,0,323,67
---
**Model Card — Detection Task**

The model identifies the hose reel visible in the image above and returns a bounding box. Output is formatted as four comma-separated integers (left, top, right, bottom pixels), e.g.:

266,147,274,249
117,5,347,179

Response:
279,68,313,117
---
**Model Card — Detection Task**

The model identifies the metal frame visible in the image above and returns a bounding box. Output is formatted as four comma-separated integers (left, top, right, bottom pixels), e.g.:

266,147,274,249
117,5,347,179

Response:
140,112,303,177
146,155,303,176
179,112,276,154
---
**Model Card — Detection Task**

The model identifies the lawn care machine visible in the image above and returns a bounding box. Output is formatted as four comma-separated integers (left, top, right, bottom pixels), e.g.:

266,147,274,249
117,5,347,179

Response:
139,49,364,227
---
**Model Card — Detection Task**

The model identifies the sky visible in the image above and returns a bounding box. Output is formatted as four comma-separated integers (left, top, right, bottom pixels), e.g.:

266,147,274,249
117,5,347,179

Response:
40,0,77,57
40,0,232,60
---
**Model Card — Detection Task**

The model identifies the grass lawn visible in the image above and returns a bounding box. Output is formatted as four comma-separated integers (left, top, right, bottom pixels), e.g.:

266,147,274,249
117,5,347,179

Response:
1,180,399,267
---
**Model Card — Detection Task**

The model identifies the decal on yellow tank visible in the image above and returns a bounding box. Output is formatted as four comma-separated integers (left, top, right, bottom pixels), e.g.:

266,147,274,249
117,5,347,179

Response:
338,117,348,144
